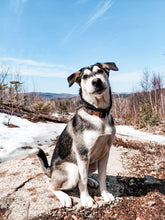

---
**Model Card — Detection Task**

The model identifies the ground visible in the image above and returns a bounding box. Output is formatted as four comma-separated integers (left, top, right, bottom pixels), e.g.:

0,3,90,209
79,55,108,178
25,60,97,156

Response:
0,113,164,219
33,137,165,220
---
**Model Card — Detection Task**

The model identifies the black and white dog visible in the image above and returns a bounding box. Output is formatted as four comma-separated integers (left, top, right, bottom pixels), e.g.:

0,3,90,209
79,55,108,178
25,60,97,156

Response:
37,62,119,207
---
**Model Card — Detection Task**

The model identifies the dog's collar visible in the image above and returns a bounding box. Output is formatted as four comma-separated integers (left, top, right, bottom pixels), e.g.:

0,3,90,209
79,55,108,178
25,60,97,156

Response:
82,106,110,118
79,88,111,119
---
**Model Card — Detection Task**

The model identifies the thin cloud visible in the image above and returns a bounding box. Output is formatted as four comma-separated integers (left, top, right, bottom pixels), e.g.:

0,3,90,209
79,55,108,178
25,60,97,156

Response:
9,0,28,14
10,0,27,7
76,0,89,4
0,57,73,78
0,57,67,69
62,25,79,45
110,71,142,83
110,71,143,93
84,0,113,30
62,0,113,43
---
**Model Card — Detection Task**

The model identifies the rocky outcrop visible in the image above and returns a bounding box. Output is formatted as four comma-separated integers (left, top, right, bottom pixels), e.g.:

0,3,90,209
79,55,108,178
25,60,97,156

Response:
0,146,62,220
1,136,164,219
0,144,124,220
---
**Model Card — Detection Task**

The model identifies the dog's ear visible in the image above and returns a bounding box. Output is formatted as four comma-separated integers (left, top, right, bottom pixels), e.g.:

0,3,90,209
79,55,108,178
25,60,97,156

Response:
100,62,119,73
67,70,81,87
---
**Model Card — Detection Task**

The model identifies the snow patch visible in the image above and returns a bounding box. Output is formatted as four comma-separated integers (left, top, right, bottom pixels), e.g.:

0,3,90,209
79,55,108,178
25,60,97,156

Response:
0,113,164,163
116,125,165,145
0,113,66,162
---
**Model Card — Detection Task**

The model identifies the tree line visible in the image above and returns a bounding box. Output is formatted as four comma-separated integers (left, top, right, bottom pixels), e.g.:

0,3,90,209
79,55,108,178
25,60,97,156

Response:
112,70,164,128
0,63,164,128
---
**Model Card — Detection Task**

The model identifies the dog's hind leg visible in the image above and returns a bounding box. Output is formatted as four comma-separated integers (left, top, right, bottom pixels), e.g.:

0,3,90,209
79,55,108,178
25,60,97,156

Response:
50,162,79,207
88,177,99,188
88,162,99,188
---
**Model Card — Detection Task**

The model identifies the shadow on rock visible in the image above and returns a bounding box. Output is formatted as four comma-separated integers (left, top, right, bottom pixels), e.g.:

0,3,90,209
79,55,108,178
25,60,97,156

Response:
65,174,165,200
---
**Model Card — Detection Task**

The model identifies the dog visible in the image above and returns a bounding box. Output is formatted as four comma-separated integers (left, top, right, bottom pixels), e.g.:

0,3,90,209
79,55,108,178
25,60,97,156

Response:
37,62,119,207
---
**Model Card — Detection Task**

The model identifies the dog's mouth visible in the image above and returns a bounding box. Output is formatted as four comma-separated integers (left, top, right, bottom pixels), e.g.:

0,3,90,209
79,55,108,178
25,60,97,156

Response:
93,86,106,94
91,78,107,94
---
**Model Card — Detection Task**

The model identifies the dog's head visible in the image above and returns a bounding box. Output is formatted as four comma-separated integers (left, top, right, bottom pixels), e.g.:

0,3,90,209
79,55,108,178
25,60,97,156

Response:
67,62,118,109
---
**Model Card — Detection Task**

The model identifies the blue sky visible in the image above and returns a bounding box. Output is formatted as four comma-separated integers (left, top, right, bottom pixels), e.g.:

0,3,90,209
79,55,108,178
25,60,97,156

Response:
0,0,165,94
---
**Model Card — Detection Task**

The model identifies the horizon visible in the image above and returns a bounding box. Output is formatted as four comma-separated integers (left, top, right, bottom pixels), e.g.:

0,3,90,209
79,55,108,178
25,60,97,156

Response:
0,0,165,94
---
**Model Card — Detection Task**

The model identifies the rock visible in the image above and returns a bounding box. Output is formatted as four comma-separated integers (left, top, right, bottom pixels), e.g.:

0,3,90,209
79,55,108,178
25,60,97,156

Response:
144,175,161,185
0,144,125,219
0,146,63,220
147,201,156,207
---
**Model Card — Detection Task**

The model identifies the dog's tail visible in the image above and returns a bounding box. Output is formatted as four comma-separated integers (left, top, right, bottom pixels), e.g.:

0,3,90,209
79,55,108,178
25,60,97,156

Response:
37,148,51,178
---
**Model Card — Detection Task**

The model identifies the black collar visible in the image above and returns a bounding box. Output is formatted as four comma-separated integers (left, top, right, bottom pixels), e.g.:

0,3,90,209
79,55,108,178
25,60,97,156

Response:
82,106,110,118
79,89,111,119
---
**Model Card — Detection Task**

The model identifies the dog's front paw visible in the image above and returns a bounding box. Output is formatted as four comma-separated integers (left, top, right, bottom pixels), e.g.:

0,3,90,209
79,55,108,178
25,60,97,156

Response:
54,191,72,207
60,194,72,207
81,194,94,207
101,190,115,203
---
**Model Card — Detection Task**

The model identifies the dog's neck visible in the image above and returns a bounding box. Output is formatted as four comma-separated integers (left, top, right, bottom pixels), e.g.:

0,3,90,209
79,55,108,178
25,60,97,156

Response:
79,88,112,118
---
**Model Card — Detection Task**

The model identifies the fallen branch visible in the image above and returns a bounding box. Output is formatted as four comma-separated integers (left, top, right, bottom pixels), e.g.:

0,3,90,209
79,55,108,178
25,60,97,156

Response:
0,103,69,123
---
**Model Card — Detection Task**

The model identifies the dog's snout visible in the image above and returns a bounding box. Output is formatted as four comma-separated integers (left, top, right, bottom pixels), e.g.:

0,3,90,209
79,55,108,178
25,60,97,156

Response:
92,78,102,87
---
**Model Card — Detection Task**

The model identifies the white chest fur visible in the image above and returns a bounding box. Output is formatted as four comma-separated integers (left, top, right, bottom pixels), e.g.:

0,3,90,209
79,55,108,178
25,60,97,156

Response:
80,111,116,164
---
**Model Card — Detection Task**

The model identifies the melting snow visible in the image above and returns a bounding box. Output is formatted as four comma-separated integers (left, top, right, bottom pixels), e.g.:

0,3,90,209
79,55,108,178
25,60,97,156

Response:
0,113,66,162
116,125,165,145
0,113,164,163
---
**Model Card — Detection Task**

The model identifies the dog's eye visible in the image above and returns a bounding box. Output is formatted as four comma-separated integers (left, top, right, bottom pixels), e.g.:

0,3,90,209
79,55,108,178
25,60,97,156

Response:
83,74,88,80
98,69,104,74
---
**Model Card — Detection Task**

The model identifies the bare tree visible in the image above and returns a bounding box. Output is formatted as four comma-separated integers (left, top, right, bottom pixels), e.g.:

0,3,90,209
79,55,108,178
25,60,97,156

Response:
0,63,10,103
0,65,27,126
140,69,150,93
151,72,164,116
140,69,153,109
6,80,26,126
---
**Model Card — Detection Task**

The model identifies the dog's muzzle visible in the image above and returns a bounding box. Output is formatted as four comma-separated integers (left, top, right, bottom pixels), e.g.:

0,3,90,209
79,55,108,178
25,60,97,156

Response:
92,78,106,93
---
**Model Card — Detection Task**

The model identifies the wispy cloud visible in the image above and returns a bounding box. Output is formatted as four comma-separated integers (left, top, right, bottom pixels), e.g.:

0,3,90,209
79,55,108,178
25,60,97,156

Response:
84,0,113,30
62,0,113,43
110,71,142,83
110,71,143,93
0,57,73,78
76,0,89,4
9,0,28,14
61,25,79,45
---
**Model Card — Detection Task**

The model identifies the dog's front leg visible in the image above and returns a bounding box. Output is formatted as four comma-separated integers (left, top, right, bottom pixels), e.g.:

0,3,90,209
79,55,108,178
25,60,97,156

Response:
77,158,94,207
98,152,115,203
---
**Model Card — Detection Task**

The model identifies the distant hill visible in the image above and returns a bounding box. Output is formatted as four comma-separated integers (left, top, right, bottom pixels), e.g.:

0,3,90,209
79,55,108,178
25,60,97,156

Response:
27,92,132,99
113,92,130,99
27,92,78,99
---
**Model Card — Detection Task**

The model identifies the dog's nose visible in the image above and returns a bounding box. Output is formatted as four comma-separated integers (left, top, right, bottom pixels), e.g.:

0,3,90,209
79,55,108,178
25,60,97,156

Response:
92,78,102,87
